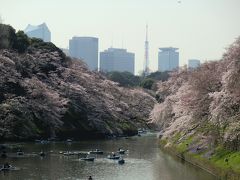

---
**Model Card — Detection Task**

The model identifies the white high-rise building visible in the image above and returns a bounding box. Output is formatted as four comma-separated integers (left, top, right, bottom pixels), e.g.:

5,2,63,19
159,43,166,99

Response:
24,23,51,42
69,37,98,71
158,47,179,72
188,59,201,69
100,48,135,74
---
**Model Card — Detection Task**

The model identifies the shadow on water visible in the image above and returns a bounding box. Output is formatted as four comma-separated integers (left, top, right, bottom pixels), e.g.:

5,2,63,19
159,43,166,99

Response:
0,134,217,180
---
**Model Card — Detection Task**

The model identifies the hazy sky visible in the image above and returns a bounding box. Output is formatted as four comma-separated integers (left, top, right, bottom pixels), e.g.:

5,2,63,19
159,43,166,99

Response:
0,0,240,74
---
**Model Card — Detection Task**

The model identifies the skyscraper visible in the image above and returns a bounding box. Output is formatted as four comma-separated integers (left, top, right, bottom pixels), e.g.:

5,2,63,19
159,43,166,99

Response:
24,23,51,42
188,59,201,69
69,37,98,71
158,47,179,72
100,48,135,74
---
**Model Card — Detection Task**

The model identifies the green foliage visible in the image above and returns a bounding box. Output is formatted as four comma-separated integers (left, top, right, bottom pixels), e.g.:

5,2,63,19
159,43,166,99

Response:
0,24,64,55
140,78,155,89
177,136,194,153
0,24,16,49
105,71,169,90
147,71,169,81
210,147,240,173
13,31,30,53
159,139,168,146
120,122,132,131
29,37,65,58
172,132,182,143
30,38,61,52
30,39,65,59
106,71,141,87
0,24,30,53
164,133,240,177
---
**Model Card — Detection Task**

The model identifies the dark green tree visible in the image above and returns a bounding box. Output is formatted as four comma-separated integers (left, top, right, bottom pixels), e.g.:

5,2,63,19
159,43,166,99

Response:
140,78,155,90
147,71,169,81
13,31,30,53
106,71,141,87
0,24,16,49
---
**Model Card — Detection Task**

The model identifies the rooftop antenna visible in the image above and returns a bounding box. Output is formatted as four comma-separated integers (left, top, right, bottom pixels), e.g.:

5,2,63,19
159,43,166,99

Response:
144,24,150,76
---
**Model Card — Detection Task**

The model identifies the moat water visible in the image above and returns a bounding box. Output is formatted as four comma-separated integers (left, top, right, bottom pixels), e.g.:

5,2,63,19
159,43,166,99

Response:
0,134,217,180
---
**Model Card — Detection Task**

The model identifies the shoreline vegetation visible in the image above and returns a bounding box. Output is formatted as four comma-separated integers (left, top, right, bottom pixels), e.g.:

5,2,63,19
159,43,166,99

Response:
151,37,240,179
159,137,240,179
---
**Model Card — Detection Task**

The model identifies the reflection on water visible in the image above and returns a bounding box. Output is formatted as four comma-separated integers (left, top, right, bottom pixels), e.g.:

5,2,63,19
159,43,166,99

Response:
0,134,217,180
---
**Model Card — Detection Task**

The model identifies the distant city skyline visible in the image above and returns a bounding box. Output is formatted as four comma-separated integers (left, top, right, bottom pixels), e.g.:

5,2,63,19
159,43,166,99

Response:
188,59,201,69
1,0,240,74
158,47,179,72
69,36,98,70
100,48,135,74
24,23,51,42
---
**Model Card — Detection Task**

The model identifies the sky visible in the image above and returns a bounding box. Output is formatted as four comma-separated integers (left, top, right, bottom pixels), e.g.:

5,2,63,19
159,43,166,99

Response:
0,0,240,74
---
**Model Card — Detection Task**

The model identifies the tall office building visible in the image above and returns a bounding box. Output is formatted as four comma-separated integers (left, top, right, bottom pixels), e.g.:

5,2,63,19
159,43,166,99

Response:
100,48,135,74
24,23,51,42
188,59,200,69
69,37,98,71
158,47,179,72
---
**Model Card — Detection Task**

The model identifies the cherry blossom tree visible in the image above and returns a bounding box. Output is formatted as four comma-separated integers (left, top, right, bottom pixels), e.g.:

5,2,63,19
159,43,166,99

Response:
151,37,240,150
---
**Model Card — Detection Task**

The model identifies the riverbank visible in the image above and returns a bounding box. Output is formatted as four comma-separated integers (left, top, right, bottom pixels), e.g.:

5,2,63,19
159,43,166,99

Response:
159,138,240,180
149,38,240,179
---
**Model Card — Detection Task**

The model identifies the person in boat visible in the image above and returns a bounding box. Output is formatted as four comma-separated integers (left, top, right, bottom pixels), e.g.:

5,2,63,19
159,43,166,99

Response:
39,150,45,157
3,162,10,169
17,148,24,155
111,152,116,157
88,176,93,180
17,148,23,153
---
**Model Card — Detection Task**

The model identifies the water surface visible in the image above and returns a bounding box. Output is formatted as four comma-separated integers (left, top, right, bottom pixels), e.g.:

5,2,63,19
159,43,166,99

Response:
0,134,217,180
